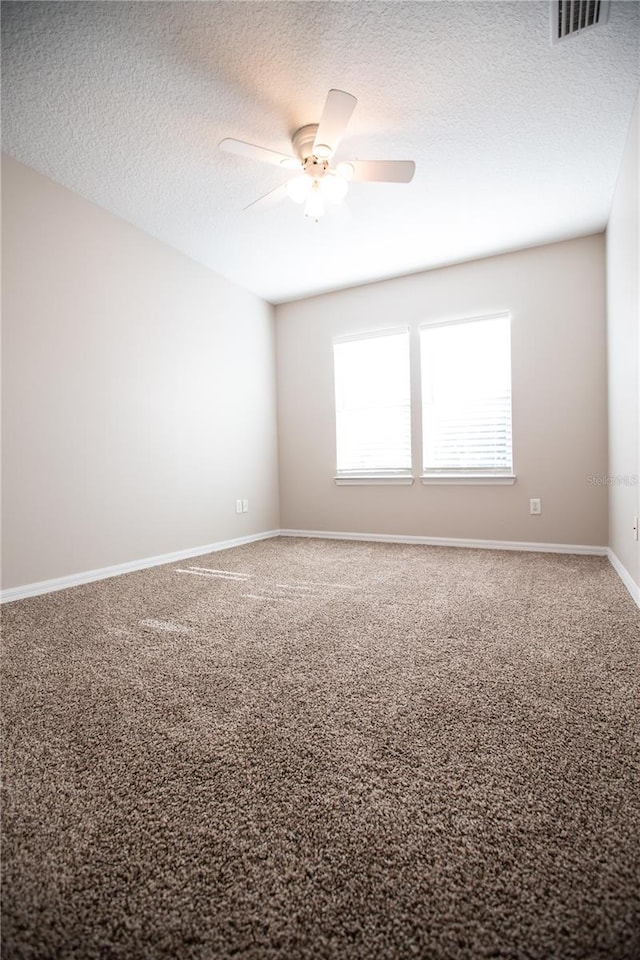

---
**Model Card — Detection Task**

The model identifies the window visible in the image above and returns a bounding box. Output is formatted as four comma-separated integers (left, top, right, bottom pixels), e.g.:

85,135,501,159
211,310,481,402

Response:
333,329,412,481
420,314,513,479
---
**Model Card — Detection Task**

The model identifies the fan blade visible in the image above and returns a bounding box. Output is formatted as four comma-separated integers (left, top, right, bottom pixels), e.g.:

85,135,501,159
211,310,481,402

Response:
312,89,357,158
244,183,289,211
220,138,299,169
345,160,416,183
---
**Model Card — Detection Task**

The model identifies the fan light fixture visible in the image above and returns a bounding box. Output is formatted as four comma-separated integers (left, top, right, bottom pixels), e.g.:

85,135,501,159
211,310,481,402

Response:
285,175,312,204
285,170,349,218
320,173,349,203
335,161,355,181
219,88,416,221
304,182,326,219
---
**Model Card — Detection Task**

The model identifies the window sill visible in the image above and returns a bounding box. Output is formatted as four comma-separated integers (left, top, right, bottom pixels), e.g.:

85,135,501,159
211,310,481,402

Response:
334,474,415,486
420,474,516,485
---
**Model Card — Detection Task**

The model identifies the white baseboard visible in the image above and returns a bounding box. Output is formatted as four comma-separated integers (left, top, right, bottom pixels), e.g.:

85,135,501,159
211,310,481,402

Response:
607,549,640,609
6,529,634,608
0,530,280,604
279,528,608,556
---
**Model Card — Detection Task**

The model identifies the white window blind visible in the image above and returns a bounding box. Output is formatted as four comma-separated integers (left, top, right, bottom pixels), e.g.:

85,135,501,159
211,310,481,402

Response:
420,315,513,475
334,329,411,475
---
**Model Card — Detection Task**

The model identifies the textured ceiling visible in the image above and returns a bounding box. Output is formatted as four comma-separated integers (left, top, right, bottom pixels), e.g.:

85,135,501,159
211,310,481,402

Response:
2,1,639,303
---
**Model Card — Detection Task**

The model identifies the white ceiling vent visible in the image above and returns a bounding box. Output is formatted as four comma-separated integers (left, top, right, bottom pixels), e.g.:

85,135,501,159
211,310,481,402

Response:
551,1,610,43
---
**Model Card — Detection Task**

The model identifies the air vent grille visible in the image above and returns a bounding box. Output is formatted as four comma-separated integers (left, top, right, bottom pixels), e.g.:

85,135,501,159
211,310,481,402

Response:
552,0,610,43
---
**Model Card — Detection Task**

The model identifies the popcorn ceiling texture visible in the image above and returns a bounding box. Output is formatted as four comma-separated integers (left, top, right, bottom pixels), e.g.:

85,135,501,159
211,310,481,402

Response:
1,1,638,302
2,537,640,959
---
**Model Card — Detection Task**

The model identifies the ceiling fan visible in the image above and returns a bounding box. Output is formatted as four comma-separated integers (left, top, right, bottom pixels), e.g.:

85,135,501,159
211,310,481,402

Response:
220,89,416,220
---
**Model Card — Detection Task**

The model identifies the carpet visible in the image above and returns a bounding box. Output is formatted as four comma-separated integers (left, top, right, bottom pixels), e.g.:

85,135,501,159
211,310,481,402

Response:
2,537,639,959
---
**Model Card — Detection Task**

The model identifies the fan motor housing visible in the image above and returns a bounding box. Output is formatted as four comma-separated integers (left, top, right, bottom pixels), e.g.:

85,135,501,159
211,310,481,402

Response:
292,124,322,161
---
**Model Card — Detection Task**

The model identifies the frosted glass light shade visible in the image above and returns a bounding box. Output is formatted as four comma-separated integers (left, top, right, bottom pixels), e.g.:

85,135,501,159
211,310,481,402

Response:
280,157,303,170
319,174,348,203
336,161,355,181
286,175,313,204
304,186,325,218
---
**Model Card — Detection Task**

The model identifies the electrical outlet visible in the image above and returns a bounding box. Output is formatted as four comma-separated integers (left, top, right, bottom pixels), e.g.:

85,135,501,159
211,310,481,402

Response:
242,499,249,513
530,498,541,515
633,516,639,541
235,499,242,514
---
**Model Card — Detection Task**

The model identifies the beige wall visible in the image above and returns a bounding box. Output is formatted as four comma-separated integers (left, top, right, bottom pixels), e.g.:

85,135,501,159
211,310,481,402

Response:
1,155,279,590
276,236,608,546
606,91,640,590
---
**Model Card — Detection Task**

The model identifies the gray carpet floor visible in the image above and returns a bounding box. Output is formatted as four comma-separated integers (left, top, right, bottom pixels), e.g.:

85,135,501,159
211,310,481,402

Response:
2,537,640,960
